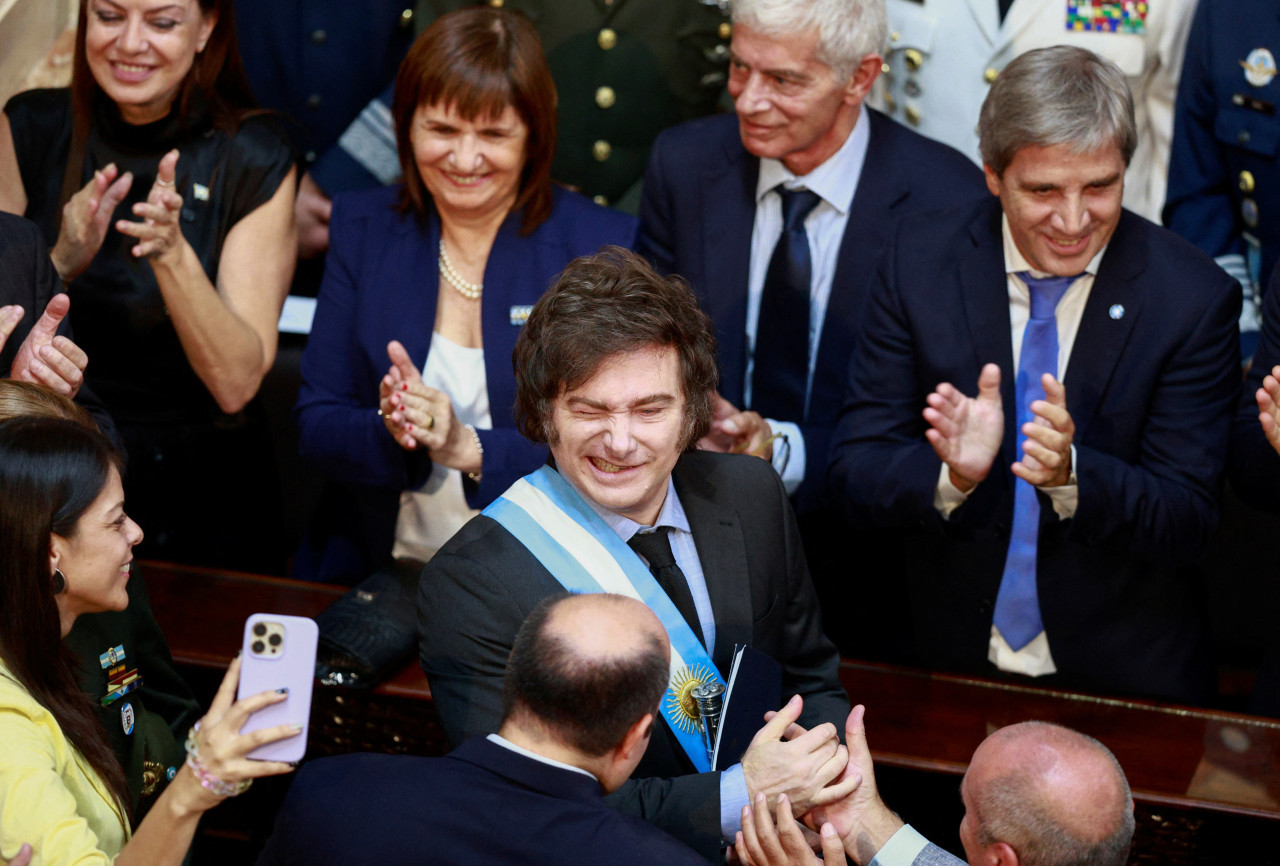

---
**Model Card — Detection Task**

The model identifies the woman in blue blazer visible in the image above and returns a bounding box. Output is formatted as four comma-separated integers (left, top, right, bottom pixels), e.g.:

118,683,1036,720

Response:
295,8,637,583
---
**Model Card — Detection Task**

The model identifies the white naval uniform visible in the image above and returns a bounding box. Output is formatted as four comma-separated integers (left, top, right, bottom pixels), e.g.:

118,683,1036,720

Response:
871,0,1197,221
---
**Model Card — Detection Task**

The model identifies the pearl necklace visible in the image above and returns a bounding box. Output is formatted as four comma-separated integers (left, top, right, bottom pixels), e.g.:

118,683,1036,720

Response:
438,238,483,300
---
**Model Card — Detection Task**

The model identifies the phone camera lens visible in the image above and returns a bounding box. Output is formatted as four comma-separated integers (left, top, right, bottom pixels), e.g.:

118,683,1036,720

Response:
268,633,283,646
251,640,265,654
253,623,267,637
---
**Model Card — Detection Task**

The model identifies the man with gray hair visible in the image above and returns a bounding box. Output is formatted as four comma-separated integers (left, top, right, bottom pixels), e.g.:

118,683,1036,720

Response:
735,709,1135,866
829,46,1241,703
638,0,985,643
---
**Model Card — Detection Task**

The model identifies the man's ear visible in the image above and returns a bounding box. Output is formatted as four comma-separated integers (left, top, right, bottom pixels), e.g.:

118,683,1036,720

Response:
844,53,884,106
984,840,1021,866
984,163,1003,197
619,713,654,763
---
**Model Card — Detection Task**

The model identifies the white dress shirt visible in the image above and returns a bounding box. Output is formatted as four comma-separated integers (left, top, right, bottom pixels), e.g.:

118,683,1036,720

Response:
746,107,871,493
933,214,1108,676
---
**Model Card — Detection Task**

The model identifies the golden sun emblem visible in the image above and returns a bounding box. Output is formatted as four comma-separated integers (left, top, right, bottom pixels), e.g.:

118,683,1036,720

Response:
665,664,715,733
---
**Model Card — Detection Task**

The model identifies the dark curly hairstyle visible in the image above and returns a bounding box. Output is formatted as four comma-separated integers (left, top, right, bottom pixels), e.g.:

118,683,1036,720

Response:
512,246,718,451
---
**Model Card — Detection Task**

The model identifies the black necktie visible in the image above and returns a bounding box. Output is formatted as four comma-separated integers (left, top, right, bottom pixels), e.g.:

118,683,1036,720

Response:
998,0,1016,23
752,187,822,421
627,527,705,647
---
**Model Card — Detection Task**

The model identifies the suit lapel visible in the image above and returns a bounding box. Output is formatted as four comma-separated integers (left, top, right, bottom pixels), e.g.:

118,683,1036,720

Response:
388,210,440,372
1063,214,1146,437
816,112,909,419
701,144,759,408
960,204,1019,467
963,0,1000,47
479,210,544,420
998,0,1041,49
673,458,752,673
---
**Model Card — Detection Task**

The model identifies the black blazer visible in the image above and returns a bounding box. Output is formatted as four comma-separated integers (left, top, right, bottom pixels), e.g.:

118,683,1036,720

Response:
258,738,705,865
830,198,1241,704
418,451,847,858
637,110,987,511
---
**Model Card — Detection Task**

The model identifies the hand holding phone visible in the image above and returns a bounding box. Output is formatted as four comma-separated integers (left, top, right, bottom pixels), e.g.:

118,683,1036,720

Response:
236,614,318,762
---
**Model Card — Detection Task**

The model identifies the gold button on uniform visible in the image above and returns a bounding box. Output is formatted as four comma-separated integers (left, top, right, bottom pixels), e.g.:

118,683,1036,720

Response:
904,49,923,71
904,105,922,126
719,22,732,39
489,0,504,6
1240,170,1257,194
596,86,616,109
593,195,609,206
598,28,618,50
984,67,999,84
593,140,612,162
399,8,413,26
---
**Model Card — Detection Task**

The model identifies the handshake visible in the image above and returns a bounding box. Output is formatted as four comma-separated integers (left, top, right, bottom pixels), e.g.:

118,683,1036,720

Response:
738,700,899,866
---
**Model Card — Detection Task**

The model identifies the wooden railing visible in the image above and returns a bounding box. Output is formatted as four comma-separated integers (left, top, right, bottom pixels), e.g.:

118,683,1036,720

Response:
142,560,1280,822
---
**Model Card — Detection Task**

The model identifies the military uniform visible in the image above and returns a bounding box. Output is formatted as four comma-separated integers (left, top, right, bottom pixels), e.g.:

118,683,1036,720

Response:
1164,0,1280,342
234,0,417,184
871,0,1197,221
64,570,202,818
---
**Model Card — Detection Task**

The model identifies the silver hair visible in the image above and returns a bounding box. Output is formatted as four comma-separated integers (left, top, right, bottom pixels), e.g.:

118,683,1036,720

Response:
978,45,1137,176
973,723,1135,866
730,0,887,83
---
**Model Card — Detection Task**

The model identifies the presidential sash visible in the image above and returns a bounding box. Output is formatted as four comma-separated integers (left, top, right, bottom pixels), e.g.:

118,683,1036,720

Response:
483,465,726,772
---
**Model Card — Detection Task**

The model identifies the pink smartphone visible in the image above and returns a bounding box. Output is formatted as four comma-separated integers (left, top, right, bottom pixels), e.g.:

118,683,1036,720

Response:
236,613,318,762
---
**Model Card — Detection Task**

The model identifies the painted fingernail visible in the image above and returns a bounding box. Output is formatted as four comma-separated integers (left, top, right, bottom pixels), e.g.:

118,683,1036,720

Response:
276,687,289,695
406,423,413,431
401,382,408,391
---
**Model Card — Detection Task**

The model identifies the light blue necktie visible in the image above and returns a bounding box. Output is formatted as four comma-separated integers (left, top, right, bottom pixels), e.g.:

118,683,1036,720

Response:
992,272,1075,651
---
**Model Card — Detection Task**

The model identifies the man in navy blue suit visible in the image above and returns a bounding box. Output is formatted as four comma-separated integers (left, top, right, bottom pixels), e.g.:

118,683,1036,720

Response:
637,0,986,654
829,46,1241,704
258,593,704,865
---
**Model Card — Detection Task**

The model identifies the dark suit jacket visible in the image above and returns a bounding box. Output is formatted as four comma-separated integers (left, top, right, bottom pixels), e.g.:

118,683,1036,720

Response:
0,211,116,440
637,110,987,511
829,198,1241,704
294,185,637,582
418,452,847,857
256,738,705,865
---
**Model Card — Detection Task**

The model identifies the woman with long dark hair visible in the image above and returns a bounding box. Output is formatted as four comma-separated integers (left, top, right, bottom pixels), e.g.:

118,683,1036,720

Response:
0,0,297,573
0,416,296,863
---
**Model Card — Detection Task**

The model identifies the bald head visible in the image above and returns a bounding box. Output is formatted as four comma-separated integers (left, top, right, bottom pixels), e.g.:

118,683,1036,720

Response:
961,722,1134,866
502,593,671,757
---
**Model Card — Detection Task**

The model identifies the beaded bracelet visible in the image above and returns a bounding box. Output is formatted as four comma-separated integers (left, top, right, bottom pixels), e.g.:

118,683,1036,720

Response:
465,424,483,483
185,725,252,798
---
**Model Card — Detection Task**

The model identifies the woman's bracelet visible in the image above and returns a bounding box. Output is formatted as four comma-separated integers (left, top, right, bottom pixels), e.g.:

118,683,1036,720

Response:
185,724,252,798
465,424,483,483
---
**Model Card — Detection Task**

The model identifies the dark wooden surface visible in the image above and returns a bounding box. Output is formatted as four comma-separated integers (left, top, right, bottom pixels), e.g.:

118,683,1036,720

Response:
143,561,1280,826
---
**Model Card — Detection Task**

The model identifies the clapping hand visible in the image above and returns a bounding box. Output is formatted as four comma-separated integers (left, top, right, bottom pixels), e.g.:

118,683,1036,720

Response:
51,162,133,281
5,294,88,397
116,149,185,264
379,341,481,474
924,363,1004,493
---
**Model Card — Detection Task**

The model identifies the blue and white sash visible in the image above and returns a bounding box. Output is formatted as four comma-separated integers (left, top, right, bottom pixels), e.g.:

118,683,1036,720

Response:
483,466,725,772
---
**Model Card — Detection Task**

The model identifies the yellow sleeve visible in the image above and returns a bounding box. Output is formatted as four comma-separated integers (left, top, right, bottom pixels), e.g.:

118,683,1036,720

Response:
0,707,115,866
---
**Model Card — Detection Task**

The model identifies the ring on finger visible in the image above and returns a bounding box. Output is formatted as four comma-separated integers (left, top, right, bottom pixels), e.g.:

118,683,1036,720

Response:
426,413,435,430
156,178,175,188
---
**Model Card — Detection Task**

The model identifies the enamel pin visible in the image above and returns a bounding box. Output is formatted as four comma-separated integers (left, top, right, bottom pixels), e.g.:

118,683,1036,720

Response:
1242,48,1277,88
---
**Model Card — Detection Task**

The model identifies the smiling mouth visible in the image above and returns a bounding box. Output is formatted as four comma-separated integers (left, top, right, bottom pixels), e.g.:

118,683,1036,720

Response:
444,172,488,186
590,456,631,474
